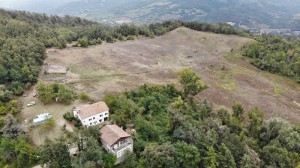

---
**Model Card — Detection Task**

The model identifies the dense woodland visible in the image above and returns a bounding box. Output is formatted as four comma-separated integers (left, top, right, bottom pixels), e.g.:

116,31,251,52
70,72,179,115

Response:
0,9,299,168
244,35,300,83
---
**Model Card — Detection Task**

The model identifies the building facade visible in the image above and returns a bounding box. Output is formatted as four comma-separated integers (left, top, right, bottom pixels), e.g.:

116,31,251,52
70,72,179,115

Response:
73,101,109,127
100,125,133,164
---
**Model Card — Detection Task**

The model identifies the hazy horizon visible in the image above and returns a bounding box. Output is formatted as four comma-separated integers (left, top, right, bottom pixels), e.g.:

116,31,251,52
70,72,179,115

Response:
0,0,78,12
0,0,299,29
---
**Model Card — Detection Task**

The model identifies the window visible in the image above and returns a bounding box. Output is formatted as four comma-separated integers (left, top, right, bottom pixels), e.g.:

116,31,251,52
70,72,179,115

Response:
90,123,92,125
105,113,108,116
93,117,95,120
89,119,92,121
99,119,102,122
100,114,103,117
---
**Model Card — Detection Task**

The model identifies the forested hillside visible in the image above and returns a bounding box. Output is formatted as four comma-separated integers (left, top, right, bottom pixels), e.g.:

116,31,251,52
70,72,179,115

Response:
0,9,248,98
0,8,299,168
244,36,300,83
0,9,247,122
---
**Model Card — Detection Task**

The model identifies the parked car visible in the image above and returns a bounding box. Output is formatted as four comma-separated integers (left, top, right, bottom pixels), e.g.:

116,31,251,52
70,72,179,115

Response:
27,101,36,107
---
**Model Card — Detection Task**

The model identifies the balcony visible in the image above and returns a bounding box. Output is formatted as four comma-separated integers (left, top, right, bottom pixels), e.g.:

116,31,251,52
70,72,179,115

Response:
112,141,132,153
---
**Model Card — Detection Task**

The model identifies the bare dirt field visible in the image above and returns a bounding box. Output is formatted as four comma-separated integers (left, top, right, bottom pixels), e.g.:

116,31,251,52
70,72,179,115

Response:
44,27,300,124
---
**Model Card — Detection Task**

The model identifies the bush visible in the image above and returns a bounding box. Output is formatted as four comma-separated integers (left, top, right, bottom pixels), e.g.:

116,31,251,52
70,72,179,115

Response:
127,35,135,40
42,118,55,131
63,112,82,128
63,112,75,122
74,118,82,128
79,92,90,102
77,37,89,47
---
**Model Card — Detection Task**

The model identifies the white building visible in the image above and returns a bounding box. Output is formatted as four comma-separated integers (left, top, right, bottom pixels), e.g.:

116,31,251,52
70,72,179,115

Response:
73,102,109,127
33,113,52,125
100,125,133,164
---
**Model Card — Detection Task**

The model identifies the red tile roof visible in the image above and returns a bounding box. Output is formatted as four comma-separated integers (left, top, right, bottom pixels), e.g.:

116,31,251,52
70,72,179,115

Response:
78,102,109,119
100,125,131,146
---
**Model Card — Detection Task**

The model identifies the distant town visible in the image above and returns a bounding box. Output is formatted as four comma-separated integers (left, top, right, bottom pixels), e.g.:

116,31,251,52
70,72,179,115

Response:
226,22,300,37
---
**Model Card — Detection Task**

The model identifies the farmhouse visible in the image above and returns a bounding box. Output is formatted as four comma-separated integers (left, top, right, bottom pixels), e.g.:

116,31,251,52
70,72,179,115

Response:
100,125,133,164
73,102,109,127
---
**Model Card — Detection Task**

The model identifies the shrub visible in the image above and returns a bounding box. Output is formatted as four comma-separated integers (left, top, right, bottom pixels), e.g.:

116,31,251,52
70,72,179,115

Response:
74,118,82,128
127,35,135,40
63,112,75,122
76,37,89,47
79,92,90,102
42,118,55,131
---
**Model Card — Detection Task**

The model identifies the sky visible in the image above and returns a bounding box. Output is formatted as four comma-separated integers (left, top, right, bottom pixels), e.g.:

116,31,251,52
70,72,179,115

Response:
0,0,77,10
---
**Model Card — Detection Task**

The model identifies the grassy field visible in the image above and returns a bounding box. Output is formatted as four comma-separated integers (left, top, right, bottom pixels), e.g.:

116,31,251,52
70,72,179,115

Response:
20,27,300,145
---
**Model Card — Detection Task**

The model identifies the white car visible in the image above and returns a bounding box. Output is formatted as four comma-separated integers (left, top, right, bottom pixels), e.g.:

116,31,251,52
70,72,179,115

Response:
27,101,36,107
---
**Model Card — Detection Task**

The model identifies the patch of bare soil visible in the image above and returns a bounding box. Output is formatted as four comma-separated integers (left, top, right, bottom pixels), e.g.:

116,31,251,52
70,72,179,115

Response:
46,27,300,124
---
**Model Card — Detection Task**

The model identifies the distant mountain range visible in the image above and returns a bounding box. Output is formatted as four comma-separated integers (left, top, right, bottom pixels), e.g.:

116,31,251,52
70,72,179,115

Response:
1,0,300,29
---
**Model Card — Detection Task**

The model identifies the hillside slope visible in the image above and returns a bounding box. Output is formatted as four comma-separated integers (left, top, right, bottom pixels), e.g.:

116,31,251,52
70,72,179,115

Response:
46,27,300,123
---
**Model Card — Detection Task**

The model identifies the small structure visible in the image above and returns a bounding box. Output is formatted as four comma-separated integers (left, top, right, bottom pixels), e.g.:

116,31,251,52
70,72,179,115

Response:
100,124,133,164
33,113,52,125
45,65,67,74
73,101,109,127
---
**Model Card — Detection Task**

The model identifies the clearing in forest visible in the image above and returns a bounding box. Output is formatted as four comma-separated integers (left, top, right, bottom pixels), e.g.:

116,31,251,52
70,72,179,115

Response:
43,27,300,125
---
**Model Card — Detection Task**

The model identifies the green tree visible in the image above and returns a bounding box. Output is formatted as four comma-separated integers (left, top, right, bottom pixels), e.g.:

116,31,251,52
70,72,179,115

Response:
102,152,116,168
37,82,75,104
204,146,219,168
117,151,137,168
15,139,35,167
232,101,244,121
0,138,35,167
295,61,300,75
217,143,236,168
78,137,103,167
36,82,54,104
178,68,206,97
248,107,264,138
239,154,255,168
39,138,72,168
217,108,230,125
174,141,201,168
0,138,16,166
57,84,75,104
261,141,298,168
141,143,176,168
259,117,291,145
1,114,23,139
